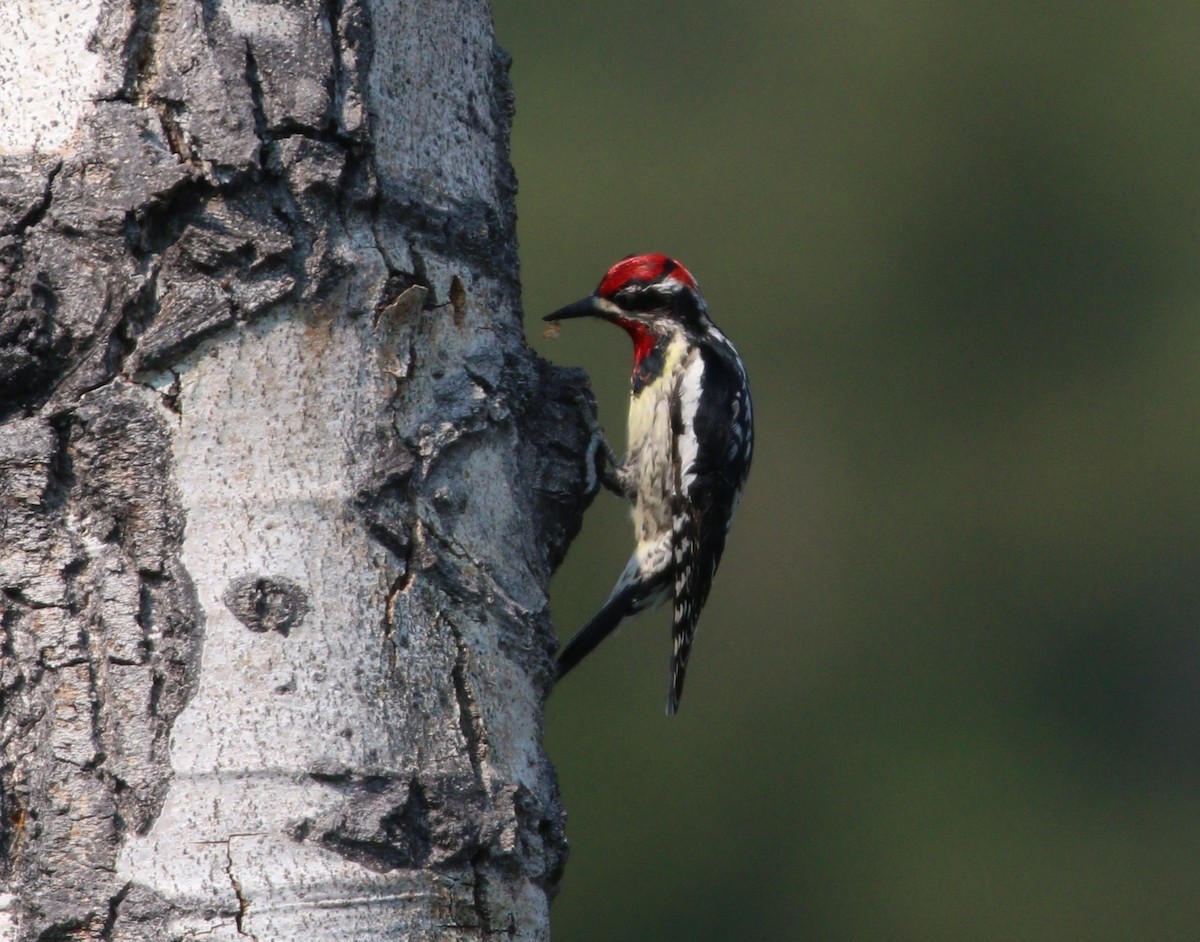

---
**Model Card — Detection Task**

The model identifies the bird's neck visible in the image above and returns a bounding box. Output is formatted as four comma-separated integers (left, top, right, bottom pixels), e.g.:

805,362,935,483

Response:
614,317,658,368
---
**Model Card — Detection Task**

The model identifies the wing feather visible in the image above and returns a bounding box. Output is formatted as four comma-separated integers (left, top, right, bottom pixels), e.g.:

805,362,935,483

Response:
666,340,753,714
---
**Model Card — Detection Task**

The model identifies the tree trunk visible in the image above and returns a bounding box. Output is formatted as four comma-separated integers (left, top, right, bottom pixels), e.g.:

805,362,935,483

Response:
0,2,587,938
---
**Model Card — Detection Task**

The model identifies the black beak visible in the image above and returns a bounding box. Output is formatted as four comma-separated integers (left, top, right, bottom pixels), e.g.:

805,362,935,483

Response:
543,295,607,322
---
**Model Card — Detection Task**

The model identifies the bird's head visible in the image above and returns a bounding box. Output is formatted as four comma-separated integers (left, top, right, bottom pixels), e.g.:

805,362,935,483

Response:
543,255,709,353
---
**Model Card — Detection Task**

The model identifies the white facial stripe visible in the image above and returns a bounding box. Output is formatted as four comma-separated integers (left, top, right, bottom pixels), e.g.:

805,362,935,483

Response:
594,297,625,316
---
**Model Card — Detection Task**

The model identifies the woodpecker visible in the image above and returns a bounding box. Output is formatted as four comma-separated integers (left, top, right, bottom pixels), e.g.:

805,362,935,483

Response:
544,254,753,714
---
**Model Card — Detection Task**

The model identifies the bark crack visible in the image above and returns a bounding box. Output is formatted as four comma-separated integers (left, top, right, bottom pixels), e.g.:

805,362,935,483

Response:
323,0,343,111
241,41,317,300
152,99,194,165
81,629,109,774
120,0,161,105
382,565,411,676
449,624,487,792
242,40,272,170
1,160,61,238
418,510,529,623
221,835,261,941
99,881,132,941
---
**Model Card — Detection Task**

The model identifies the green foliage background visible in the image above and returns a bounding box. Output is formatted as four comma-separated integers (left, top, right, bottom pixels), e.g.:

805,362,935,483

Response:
492,2,1200,939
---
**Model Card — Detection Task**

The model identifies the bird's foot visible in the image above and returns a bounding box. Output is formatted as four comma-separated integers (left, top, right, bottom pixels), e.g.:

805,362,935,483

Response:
574,391,627,497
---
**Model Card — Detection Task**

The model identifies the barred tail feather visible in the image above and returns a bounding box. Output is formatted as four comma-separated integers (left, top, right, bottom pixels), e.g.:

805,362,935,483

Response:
667,545,722,714
667,510,701,715
667,619,696,716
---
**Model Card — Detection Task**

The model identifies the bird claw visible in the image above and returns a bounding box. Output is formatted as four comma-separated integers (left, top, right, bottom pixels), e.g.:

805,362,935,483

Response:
583,433,604,496
573,391,625,496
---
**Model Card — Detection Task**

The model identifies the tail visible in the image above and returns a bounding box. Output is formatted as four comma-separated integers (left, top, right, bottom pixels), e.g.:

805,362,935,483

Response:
555,549,671,681
554,584,640,681
666,601,699,715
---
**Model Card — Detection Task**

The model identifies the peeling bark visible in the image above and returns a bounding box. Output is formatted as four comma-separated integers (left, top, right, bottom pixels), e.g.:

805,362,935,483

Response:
0,2,588,939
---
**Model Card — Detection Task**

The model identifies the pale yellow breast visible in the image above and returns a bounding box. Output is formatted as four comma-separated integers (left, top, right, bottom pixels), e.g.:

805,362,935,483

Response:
626,335,693,542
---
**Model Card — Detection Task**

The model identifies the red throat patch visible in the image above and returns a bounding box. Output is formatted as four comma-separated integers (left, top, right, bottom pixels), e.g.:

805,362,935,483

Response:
614,317,655,368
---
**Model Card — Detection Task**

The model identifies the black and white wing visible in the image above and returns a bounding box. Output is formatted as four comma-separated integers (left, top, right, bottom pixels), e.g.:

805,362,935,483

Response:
667,335,753,714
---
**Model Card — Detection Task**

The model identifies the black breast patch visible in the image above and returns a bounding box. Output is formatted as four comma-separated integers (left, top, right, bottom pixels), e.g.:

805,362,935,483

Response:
632,344,666,394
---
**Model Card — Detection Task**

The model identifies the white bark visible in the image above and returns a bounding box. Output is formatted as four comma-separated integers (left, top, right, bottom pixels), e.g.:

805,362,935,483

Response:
0,1,590,939
0,1,108,153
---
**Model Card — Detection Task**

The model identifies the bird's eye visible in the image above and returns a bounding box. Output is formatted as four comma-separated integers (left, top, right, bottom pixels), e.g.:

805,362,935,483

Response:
614,286,644,307
616,285,668,311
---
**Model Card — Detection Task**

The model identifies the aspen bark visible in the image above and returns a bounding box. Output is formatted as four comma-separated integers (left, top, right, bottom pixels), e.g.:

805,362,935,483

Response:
0,2,587,938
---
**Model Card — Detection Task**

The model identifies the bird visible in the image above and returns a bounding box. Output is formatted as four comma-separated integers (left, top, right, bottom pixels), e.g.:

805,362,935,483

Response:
544,254,753,713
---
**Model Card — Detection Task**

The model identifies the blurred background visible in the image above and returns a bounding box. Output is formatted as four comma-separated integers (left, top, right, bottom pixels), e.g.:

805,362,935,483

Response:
491,2,1200,939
